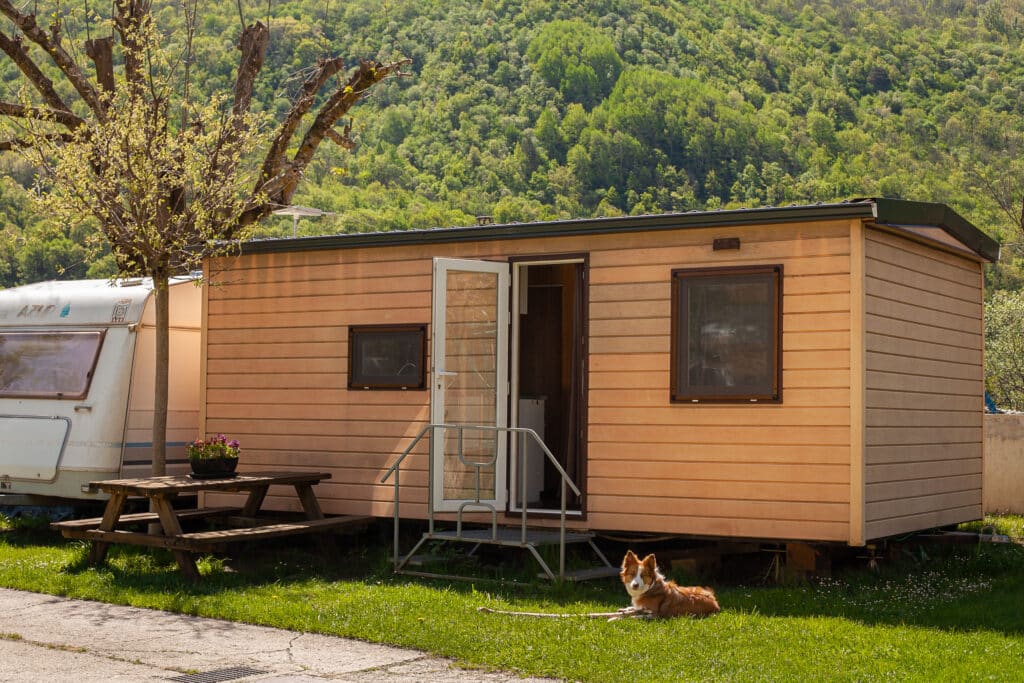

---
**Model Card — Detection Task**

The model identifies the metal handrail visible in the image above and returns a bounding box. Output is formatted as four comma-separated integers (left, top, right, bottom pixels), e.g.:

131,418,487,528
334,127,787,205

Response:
380,423,582,577
380,423,431,571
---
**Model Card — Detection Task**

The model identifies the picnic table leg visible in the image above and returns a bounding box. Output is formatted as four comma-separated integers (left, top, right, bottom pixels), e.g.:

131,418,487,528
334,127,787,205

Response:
152,495,201,583
241,485,269,518
88,492,127,565
294,484,324,520
294,483,335,555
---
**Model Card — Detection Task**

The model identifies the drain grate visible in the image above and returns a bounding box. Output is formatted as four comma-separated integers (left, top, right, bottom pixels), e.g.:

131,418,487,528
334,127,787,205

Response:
167,666,268,683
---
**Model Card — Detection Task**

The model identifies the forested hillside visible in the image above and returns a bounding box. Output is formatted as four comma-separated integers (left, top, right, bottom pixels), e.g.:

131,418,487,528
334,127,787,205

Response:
1,0,1022,288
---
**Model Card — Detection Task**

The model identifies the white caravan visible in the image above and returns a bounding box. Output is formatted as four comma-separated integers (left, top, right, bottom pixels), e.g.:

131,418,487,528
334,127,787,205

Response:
0,277,201,503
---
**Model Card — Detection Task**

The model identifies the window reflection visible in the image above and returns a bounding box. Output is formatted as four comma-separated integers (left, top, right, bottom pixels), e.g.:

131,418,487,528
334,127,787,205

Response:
0,331,105,399
672,266,781,402
348,324,427,390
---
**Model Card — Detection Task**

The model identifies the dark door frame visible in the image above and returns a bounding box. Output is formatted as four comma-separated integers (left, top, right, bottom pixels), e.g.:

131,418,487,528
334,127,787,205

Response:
507,253,589,518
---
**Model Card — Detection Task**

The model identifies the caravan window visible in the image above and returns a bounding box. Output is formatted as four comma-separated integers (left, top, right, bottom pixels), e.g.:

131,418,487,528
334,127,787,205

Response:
0,331,105,399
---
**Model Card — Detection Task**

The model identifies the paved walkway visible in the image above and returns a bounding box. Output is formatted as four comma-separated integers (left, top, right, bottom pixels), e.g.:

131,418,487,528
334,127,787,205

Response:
0,588,554,682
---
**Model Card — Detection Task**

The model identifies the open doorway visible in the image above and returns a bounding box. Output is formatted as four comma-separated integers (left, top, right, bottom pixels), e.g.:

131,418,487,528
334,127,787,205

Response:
510,257,586,514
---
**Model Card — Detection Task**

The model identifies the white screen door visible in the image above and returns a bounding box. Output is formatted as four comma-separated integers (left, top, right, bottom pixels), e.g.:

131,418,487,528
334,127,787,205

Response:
431,258,510,512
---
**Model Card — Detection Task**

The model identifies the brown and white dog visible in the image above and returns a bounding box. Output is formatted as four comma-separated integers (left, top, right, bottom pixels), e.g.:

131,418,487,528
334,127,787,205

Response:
619,550,720,618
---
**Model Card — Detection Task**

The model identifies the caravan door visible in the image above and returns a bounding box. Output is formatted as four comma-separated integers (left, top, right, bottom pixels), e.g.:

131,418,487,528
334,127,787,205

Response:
430,258,509,513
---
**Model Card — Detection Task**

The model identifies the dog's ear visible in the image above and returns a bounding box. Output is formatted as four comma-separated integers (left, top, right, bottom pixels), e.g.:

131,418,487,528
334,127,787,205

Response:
642,553,658,571
621,549,639,569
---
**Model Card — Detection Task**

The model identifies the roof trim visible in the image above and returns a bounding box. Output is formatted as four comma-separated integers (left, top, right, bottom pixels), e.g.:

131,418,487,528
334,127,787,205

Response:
237,199,999,262
868,198,999,262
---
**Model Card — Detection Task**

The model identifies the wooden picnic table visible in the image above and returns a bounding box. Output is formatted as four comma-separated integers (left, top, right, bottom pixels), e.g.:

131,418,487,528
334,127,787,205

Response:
52,471,369,582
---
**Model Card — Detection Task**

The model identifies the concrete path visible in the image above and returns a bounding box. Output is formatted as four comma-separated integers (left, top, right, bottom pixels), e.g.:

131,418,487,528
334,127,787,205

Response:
0,588,554,682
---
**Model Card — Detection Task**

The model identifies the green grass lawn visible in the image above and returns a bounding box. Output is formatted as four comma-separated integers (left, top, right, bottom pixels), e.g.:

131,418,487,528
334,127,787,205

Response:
959,514,1024,540
1,515,1022,682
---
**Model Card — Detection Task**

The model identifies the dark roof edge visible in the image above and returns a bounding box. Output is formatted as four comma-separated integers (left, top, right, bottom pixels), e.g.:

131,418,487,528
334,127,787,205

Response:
238,199,998,261
869,198,999,262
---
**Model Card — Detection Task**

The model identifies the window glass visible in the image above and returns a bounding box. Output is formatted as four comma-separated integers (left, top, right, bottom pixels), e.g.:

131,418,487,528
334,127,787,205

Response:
348,325,427,390
672,266,781,402
0,331,105,399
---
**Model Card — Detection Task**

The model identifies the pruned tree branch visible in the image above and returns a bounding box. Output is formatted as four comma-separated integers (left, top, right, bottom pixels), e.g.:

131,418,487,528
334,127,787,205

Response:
0,0,104,117
0,101,83,128
0,30,69,115
85,37,115,93
325,123,355,149
238,56,410,228
293,58,409,171
257,55,346,186
232,21,268,119
113,0,150,94
0,131,73,150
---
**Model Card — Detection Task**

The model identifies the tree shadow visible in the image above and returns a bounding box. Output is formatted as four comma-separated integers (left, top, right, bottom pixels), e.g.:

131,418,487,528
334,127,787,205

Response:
12,522,1024,637
718,542,1024,636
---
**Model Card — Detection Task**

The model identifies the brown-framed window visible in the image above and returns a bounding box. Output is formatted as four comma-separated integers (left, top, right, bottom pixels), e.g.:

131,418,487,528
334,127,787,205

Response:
670,265,782,403
348,324,427,390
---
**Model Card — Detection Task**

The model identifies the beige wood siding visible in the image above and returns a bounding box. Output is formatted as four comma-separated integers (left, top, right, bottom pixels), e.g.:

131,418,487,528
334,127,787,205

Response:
203,220,852,541
202,247,436,516
124,281,201,477
863,228,984,539
585,221,851,542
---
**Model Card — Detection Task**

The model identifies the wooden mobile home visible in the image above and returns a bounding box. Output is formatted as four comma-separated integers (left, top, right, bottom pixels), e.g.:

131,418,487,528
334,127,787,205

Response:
200,199,998,548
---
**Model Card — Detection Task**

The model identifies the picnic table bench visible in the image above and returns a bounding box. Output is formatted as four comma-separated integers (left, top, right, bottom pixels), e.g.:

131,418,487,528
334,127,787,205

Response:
52,471,370,582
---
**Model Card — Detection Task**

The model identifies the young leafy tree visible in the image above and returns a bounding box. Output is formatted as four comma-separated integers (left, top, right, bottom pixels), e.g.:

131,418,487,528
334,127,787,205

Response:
985,290,1024,412
0,0,408,475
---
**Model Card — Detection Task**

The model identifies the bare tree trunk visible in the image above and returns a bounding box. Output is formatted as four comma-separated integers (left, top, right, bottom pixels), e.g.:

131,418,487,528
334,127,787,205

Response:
152,275,170,477
84,37,115,93
147,275,170,534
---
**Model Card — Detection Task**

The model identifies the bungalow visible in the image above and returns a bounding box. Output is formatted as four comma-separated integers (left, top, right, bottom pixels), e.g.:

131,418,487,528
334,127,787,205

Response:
199,199,997,554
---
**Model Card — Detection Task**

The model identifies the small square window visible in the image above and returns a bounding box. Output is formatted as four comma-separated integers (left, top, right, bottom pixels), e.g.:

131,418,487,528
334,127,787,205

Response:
348,324,427,390
671,265,782,403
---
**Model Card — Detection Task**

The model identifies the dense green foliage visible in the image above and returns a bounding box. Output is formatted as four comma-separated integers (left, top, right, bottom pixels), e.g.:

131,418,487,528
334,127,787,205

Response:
1,0,1023,289
985,290,1024,410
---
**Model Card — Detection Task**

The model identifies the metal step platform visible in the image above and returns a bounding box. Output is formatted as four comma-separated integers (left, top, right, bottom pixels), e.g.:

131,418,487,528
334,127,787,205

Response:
381,423,617,582
396,524,617,582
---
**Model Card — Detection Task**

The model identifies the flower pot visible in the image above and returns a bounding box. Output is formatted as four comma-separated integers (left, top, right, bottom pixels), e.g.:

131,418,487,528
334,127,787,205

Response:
189,457,238,479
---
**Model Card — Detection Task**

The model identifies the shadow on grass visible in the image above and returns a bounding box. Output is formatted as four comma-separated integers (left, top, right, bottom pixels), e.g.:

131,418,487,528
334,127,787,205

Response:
8,523,1024,638
55,537,358,592
40,524,621,609
0,526,73,549
721,541,1024,636
369,533,1024,636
